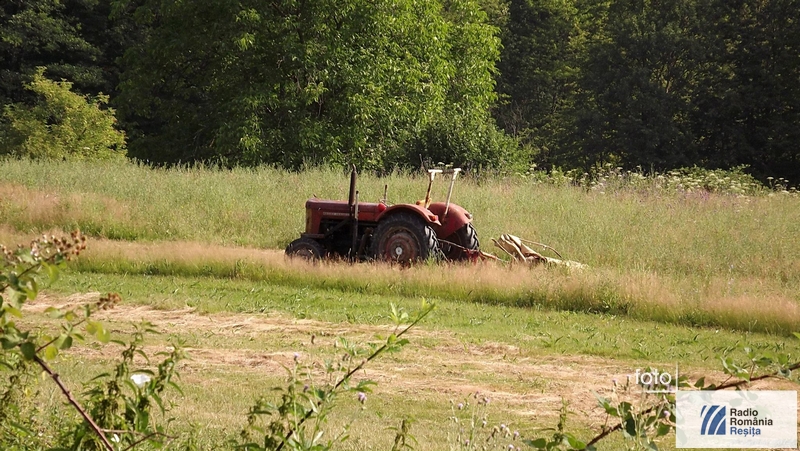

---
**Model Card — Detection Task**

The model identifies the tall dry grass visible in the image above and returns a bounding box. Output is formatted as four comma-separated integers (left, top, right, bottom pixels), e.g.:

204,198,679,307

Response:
74,241,800,334
2,227,796,335
2,159,799,333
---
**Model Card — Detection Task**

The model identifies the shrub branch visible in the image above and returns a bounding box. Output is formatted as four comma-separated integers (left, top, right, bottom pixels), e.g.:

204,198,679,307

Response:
33,355,115,451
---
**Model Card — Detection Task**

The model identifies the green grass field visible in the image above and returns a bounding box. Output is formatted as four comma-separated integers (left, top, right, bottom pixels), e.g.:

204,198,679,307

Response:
2,158,800,450
2,159,799,334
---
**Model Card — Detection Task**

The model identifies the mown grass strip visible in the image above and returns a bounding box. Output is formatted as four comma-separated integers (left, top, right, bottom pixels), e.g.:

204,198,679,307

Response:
49,271,800,371
53,238,800,336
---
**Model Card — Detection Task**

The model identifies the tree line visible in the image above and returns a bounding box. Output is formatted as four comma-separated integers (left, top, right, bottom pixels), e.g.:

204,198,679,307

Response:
1,0,798,181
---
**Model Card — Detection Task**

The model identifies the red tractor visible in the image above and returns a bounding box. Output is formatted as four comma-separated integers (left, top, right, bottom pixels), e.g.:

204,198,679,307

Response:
285,168,479,263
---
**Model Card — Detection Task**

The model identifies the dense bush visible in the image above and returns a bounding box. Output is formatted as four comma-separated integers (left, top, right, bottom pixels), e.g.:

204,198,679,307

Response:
0,69,126,161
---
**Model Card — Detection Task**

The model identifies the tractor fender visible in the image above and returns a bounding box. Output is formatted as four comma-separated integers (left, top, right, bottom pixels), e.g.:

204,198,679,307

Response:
377,204,442,226
427,202,473,238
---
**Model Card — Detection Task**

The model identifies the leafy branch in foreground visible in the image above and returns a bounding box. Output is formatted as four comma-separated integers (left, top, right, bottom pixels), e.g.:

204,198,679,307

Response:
237,300,436,451
0,232,116,447
2,232,433,451
0,232,185,451
70,322,186,451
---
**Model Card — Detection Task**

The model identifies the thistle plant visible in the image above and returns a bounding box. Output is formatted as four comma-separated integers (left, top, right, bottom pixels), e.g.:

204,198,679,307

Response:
448,393,521,451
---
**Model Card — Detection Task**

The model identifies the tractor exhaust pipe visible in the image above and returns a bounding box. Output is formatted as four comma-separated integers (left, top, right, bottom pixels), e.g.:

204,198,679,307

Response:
351,191,359,261
348,165,357,211
348,165,358,261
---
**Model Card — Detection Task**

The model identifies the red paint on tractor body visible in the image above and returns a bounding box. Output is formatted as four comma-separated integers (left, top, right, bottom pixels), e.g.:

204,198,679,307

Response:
305,199,448,234
427,202,472,240
304,199,469,238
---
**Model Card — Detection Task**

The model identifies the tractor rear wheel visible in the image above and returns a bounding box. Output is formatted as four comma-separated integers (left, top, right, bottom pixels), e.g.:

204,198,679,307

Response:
285,237,326,260
370,213,439,263
442,223,480,260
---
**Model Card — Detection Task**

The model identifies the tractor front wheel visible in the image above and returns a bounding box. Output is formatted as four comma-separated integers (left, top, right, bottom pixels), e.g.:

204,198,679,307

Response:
370,213,439,263
442,223,480,260
285,237,326,260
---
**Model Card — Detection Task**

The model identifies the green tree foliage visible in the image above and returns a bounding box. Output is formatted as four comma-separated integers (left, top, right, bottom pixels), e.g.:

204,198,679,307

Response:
0,0,126,107
406,0,523,170
500,0,799,181
494,0,584,164
560,0,701,170
0,69,126,160
3,0,798,178
115,0,516,170
690,0,800,181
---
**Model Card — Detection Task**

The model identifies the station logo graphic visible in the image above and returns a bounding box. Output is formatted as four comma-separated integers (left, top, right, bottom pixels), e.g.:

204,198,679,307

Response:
676,391,796,448
699,405,726,436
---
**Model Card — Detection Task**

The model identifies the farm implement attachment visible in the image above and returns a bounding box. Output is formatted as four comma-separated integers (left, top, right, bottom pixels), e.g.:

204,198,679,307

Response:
491,234,587,269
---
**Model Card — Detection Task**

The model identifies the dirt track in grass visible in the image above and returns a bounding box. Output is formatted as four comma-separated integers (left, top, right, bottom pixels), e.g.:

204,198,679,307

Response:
28,292,797,429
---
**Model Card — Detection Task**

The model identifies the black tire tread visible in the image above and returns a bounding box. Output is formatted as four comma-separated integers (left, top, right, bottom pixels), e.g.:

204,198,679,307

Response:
443,223,480,260
285,237,326,260
370,212,439,262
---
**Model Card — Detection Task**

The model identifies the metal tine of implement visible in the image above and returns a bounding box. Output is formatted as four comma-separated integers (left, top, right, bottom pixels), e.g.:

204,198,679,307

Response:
490,238,514,259
515,237,564,259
